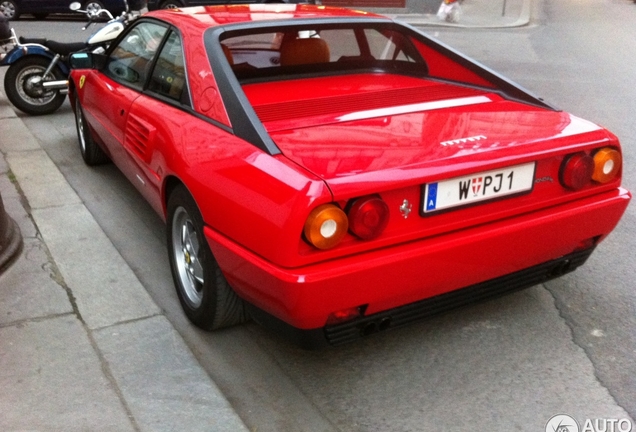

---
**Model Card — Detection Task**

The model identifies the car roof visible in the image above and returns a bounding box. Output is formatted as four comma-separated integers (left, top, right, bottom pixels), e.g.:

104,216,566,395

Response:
146,4,386,30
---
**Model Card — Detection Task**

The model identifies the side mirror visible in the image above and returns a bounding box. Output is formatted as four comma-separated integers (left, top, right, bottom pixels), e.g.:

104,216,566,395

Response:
69,52,107,70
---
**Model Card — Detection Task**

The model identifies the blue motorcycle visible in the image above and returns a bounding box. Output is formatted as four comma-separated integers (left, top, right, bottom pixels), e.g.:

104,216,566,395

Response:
0,2,141,115
0,23,81,115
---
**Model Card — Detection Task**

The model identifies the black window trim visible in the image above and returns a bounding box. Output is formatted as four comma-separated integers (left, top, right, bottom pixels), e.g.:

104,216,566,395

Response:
145,27,193,108
102,19,171,92
205,17,555,156
99,19,229,129
204,17,406,156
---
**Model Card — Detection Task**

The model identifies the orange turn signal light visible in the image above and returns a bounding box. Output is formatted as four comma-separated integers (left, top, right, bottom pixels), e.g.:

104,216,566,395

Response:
304,204,348,250
592,147,621,184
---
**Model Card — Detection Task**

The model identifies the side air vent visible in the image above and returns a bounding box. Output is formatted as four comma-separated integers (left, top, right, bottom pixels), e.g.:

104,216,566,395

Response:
124,114,156,163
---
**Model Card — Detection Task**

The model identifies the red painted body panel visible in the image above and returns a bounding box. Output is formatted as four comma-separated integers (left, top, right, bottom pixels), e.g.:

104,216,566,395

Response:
77,74,333,265
243,73,492,131
69,6,631,340
240,72,624,272
149,4,382,26
270,101,609,196
411,38,496,87
207,188,630,329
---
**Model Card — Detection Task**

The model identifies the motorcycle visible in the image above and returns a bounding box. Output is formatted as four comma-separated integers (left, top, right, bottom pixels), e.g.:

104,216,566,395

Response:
0,1,143,115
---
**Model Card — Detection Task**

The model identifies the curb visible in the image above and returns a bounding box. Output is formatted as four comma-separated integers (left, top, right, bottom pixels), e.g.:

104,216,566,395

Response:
0,97,250,431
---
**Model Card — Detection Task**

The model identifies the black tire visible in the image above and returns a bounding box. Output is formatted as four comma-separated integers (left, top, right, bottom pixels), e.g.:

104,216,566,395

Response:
0,0,19,19
4,56,66,115
74,93,109,165
83,0,103,16
167,185,247,330
159,0,183,8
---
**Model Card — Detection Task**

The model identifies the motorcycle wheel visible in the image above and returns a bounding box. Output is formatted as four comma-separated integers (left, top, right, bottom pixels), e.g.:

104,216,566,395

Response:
4,56,67,116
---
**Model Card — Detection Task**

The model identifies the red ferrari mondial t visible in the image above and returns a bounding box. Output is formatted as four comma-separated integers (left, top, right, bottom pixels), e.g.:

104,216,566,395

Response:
69,5,631,348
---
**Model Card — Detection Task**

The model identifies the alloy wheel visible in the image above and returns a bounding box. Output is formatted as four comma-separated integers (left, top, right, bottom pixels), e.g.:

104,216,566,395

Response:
171,206,205,308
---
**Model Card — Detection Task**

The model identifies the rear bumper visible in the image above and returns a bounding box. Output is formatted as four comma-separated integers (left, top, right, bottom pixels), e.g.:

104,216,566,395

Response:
247,247,594,349
205,187,630,346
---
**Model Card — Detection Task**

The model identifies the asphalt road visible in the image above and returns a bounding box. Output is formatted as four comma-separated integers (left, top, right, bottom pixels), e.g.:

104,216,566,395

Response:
4,0,635,429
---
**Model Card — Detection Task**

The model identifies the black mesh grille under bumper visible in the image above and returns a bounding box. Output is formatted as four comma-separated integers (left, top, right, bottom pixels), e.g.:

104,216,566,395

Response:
247,248,595,349
324,247,595,346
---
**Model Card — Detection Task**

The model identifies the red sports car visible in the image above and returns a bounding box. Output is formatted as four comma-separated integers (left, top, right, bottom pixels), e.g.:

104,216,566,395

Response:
68,4,631,348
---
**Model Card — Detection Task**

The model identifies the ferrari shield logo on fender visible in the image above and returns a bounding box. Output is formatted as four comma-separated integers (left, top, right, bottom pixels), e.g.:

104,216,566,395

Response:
400,199,412,218
79,75,86,89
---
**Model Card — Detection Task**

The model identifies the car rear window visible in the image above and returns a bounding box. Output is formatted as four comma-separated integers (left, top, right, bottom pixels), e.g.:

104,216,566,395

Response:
218,25,427,81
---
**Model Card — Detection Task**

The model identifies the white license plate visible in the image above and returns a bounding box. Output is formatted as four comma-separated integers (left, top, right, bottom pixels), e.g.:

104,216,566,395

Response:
423,162,536,213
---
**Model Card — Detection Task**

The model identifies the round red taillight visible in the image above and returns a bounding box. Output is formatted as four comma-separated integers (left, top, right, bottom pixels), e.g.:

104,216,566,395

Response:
560,153,594,190
592,147,622,184
347,196,390,240
303,204,348,250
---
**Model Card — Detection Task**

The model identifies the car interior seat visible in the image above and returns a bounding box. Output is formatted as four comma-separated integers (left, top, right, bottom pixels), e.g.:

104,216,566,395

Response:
279,37,330,66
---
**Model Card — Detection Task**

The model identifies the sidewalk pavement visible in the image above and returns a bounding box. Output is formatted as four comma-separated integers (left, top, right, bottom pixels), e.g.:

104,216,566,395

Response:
373,0,532,29
0,93,250,429
0,1,531,430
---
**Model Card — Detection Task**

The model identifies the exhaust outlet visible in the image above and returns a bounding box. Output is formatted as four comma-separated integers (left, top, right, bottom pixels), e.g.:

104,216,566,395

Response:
362,321,378,336
42,80,69,91
549,259,572,278
360,317,392,337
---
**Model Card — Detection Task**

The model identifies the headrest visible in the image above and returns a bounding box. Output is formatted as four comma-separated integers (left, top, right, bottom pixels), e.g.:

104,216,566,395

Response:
280,37,330,67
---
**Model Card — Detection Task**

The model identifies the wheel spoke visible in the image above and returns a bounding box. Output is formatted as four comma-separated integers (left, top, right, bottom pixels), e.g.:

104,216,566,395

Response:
76,109,86,152
188,229,200,255
16,67,57,104
191,257,204,284
180,222,189,245
183,222,204,283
